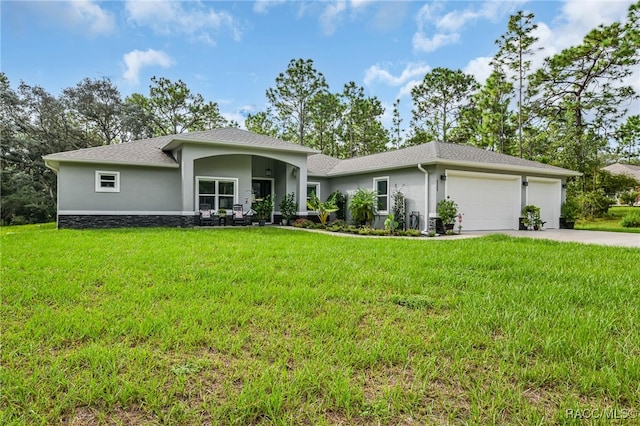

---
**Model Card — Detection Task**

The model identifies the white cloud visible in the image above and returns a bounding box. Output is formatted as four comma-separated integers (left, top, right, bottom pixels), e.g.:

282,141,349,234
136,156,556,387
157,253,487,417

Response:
68,0,115,35
412,31,460,53
125,0,242,44
413,0,523,53
34,0,115,36
398,79,422,98
540,0,634,53
253,0,288,14
122,49,174,85
364,62,431,86
464,56,493,84
319,0,347,36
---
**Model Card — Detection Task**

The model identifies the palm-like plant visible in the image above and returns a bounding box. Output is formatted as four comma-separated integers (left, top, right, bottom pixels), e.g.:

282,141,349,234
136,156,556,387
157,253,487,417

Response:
307,191,338,225
348,188,378,226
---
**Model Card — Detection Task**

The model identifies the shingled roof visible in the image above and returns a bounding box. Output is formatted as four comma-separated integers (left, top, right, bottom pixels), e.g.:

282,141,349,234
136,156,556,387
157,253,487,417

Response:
308,142,580,177
44,128,317,170
602,163,640,181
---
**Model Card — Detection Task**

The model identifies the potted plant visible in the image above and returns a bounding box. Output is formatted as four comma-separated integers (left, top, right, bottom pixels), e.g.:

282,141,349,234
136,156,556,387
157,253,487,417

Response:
560,198,579,229
217,208,227,226
254,194,274,226
436,196,458,232
279,192,298,225
522,205,541,230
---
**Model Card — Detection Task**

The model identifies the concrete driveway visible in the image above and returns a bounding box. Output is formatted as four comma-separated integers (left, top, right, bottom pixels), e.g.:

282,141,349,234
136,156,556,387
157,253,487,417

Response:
467,229,640,248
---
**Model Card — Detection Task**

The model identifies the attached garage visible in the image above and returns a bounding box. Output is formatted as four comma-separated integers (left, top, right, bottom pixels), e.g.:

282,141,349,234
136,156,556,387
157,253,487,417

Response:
526,177,561,229
445,170,521,231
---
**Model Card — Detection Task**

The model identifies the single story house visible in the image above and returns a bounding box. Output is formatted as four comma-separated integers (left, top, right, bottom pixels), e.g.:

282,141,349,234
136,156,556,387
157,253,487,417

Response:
43,127,580,231
602,163,640,205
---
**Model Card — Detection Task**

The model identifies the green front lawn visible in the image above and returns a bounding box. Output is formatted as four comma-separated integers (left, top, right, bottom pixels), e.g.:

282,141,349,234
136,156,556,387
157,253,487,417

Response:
576,206,640,233
2,227,639,425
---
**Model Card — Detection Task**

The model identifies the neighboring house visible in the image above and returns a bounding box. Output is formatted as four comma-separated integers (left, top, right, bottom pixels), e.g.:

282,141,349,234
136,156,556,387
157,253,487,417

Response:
44,127,580,231
602,163,640,205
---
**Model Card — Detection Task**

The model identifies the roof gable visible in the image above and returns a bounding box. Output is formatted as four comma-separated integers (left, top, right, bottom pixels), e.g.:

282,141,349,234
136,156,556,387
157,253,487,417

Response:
44,128,317,170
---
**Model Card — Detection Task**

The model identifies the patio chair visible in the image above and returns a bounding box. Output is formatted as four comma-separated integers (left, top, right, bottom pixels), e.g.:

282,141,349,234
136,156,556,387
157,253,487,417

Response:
232,204,250,226
199,203,213,226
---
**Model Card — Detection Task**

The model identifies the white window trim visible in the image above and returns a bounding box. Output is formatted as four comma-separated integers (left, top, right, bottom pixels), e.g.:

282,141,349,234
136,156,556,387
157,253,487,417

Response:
306,181,321,212
373,176,390,214
95,170,120,193
195,176,238,211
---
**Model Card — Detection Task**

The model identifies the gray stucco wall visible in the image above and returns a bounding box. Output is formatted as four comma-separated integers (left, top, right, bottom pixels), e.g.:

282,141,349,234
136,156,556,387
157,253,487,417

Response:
58,163,182,212
324,166,433,229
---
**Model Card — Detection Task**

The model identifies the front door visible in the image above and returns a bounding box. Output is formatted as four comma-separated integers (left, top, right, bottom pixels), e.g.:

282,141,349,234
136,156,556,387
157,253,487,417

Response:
252,179,272,201
251,179,273,218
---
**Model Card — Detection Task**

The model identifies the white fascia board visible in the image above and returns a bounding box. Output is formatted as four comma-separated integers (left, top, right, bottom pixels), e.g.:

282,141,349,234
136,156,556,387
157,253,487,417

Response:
44,159,60,173
162,138,319,155
437,160,582,178
326,163,430,177
40,157,179,169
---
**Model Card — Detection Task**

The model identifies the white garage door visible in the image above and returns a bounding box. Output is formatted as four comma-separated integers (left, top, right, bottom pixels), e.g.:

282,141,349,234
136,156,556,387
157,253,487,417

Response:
527,177,561,229
446,170,521,230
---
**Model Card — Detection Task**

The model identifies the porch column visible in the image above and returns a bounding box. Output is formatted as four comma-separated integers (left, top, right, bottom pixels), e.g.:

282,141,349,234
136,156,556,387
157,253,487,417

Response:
181,151,195,214
297,163,308,216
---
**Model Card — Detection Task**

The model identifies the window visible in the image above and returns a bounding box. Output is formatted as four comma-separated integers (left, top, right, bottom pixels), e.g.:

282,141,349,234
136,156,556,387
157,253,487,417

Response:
373,177,389,213
95,171,120,192
307,182,320,211
197,177,237,210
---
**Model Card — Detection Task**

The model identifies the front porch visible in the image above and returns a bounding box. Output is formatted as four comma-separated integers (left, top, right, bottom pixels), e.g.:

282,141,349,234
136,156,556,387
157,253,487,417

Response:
190,152,310,226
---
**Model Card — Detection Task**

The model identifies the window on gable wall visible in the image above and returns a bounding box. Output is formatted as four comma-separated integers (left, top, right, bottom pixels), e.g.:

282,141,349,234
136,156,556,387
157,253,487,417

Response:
95,171,120,193
373,177,389,213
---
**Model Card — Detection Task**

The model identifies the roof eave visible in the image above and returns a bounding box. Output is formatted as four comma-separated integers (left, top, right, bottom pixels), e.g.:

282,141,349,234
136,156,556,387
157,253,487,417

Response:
322,159,581,178
41,156,179,169
162,137,319,155
438,159,582,177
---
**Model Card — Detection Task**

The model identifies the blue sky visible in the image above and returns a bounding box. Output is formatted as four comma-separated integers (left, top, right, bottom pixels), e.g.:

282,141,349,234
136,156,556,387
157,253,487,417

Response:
2,0,637,130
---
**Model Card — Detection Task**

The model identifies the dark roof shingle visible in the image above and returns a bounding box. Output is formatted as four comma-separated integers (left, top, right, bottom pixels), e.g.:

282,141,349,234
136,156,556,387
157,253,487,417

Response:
308,142,578,176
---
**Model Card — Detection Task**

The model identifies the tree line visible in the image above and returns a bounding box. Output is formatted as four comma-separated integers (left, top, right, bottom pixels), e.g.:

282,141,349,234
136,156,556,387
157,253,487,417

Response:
252,4,639,185
2,3,638,225
1,75,237,224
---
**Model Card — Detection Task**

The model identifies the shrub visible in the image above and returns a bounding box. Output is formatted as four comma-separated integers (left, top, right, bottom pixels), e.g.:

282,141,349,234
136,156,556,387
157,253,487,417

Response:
561,198,580,221
384,214,399,233
348,188,378,226
279,192,298,221
329,219,346,228
307,191,338,225
392,189,406,230
327,190,347,220
437,197,458,225
620,211,640,228
619,190,640,206
576,191,612,219
293,218,314,228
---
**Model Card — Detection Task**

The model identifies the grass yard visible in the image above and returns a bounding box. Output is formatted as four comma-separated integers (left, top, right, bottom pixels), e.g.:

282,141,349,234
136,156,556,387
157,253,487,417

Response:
576,206,640,233
2,226,639,425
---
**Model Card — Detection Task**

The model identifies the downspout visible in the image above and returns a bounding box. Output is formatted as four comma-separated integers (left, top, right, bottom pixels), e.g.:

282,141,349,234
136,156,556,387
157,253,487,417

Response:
417,164,429,232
